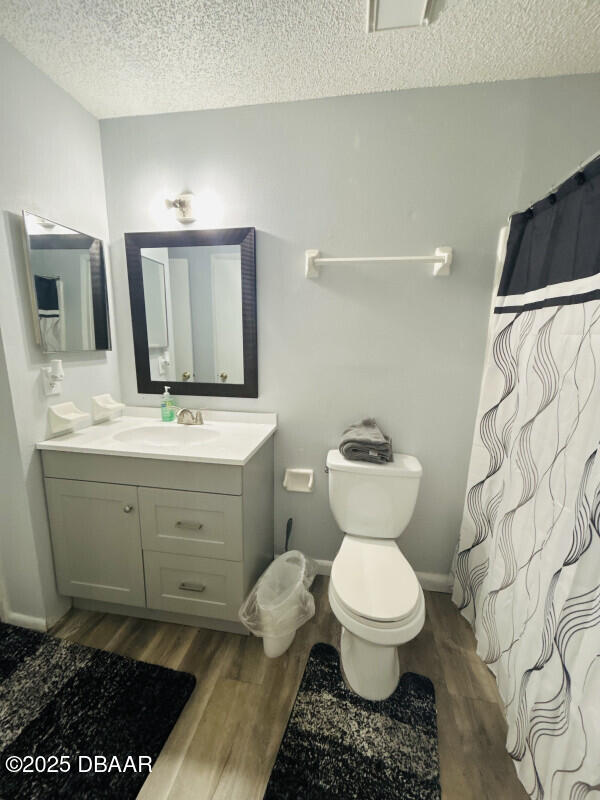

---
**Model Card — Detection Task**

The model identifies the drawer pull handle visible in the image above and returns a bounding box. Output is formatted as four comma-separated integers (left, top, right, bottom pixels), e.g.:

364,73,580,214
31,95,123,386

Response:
175,520,204,530
179,582,206,593
123,505,134,513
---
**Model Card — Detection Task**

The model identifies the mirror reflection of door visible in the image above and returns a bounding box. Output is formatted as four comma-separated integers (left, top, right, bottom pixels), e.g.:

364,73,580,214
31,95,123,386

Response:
211,253,244,384
141,244,244,385
141,256,168,348
80,254,95,349
168,258,195,382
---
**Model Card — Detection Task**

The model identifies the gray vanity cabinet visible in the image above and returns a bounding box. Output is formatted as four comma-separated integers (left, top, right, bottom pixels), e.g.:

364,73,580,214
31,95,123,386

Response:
41,438,274,633
45,479,146,606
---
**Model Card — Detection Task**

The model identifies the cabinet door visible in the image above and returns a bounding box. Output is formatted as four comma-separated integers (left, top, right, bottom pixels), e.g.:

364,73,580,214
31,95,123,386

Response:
45,479,145,606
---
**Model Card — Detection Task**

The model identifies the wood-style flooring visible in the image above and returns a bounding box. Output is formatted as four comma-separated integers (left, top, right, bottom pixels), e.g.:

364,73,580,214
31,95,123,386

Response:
50,577,528,800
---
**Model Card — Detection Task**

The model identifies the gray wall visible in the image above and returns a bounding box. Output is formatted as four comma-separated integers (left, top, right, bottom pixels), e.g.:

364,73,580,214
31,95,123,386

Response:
0,38,119,626
101,74,600,578
100,79,534,577
516,74,600,207
0,330,45,622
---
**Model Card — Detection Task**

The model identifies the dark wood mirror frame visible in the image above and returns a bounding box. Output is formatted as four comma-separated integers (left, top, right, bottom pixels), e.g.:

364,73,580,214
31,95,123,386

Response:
125,227,257,398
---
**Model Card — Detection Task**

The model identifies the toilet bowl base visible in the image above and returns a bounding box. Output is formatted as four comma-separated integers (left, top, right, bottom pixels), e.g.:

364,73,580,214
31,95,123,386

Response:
340,627,399,701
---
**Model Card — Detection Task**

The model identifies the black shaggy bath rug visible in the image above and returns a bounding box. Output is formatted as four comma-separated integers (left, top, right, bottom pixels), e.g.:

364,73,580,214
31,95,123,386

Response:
0,621,195,799
264,642,441,800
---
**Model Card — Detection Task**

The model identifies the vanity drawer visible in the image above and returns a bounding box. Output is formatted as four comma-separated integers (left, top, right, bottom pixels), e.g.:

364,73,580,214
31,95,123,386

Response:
139,488,243,560
144,551,243,620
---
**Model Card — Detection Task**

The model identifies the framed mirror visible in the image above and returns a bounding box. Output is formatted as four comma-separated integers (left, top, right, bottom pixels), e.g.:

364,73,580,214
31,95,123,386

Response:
22,211,111,352
125,227,257,398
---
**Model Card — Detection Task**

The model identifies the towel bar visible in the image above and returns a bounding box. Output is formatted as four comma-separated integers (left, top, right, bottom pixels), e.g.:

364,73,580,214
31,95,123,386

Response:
305,247,452,279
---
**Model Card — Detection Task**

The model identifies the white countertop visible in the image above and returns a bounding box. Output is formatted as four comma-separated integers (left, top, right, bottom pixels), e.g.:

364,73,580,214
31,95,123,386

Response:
36,408,277,466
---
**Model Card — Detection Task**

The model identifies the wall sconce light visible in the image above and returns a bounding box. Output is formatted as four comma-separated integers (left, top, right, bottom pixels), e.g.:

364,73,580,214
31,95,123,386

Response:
165,192,196,224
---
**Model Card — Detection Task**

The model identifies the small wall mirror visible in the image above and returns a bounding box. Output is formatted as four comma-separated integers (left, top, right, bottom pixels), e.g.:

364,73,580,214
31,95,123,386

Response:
125,227,257,397
22,211,111,352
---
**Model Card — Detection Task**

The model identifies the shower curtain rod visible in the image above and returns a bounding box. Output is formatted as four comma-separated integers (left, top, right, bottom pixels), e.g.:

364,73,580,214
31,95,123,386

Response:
513,147,600,220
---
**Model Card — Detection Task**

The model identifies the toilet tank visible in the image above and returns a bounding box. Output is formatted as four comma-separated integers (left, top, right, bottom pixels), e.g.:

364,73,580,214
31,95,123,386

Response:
326,450,422,539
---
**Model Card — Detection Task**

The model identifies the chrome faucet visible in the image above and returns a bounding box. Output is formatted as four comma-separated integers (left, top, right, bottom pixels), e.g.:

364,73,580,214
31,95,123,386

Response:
176,408,204,425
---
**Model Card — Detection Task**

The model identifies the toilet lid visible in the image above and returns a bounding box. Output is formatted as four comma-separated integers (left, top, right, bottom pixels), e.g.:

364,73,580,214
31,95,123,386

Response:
326,449,422,477
331,537,421,623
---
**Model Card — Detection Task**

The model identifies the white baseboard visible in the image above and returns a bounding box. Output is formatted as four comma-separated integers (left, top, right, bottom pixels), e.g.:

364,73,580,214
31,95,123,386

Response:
313,559,452,594
417,571,453,594
3,611,48,632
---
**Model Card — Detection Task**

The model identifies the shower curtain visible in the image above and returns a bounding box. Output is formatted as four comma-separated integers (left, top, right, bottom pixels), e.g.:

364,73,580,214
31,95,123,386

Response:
453,157,600,800
34,274,66,351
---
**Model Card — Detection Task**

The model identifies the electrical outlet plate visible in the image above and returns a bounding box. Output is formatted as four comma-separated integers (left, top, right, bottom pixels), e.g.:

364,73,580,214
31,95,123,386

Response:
41,366,61,396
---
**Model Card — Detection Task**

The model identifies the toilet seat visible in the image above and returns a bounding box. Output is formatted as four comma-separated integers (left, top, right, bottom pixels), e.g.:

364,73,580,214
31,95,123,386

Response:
332,588,419,629
328,581,425,647
331,536,420,623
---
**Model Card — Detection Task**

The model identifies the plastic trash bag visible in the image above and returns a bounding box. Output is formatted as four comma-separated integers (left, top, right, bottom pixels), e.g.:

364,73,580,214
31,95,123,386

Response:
239,551,317,656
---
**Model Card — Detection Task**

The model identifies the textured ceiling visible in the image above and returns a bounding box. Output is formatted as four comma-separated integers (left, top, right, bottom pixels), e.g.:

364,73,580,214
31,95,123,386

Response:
1,0,600,118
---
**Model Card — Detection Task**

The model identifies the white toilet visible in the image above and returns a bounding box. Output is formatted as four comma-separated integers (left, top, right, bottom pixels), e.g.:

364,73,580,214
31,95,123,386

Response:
326,449,425,701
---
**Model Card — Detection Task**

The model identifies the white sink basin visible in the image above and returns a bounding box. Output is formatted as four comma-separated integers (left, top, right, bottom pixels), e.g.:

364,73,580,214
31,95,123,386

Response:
112,425,219,449
37,411,277,466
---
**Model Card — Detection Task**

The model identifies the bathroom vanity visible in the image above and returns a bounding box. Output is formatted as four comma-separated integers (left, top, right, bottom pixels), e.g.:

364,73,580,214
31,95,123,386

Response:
37,410,276,634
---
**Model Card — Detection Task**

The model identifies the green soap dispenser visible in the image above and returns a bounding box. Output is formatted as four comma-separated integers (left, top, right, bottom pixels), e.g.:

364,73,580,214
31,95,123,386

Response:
161,386,176,422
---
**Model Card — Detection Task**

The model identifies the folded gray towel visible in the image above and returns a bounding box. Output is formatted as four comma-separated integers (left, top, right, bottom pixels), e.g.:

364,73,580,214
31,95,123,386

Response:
339,418,393,464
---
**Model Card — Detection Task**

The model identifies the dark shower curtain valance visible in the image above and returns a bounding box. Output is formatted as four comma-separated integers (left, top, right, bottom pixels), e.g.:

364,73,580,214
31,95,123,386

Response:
497,154,600,312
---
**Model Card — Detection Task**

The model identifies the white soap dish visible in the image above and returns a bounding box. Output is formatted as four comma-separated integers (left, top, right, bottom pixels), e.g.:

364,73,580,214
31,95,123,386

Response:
48,402,91,437
92,393,126,423
283,468,315,493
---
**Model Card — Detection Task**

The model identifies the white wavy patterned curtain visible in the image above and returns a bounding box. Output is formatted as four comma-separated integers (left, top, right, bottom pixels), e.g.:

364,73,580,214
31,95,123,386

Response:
453,159,600,800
